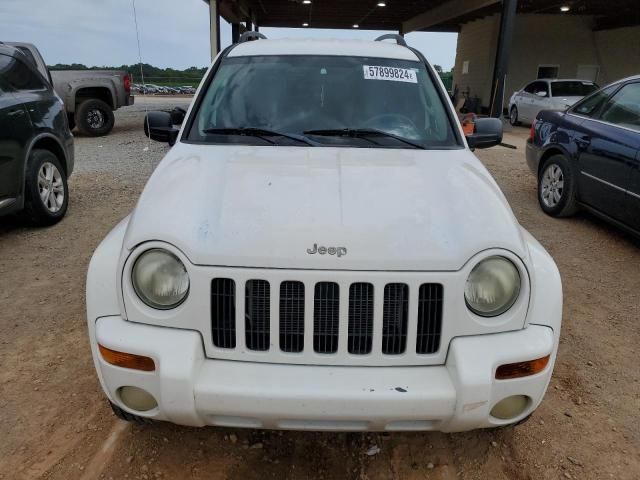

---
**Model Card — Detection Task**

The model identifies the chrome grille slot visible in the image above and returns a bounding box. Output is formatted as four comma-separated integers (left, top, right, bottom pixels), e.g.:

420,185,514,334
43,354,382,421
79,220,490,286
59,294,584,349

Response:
313,282,340,354
245,280,270,351
382,283,409,355
211,278,236,349
416,284,443,354
348,283,374,355
279,281,305,353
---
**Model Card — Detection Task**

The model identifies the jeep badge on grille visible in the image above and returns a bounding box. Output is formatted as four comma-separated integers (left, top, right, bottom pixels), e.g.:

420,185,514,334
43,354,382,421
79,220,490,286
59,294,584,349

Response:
307,243,347,258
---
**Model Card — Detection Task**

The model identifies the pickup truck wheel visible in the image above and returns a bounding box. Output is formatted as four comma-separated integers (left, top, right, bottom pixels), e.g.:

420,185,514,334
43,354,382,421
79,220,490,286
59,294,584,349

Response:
76,99,114,136
67,113,75,131
22,149,68,226
110,402,154,424
509,106,520,126
538,154,578,217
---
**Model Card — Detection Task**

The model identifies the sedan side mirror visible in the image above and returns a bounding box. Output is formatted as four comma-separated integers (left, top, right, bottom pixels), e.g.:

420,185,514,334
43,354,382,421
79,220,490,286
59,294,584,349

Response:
466,117,503,149
144,111,179,145
535,91,548,97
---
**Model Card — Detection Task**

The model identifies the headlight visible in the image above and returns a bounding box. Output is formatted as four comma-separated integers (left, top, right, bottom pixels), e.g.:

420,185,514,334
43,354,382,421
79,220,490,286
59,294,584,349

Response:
464,256,521,317
132,249,189,309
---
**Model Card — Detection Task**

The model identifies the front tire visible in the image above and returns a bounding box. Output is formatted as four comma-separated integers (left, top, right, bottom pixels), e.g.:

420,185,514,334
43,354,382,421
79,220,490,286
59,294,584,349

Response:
499,413,534,430
76,99,115,136
110,402,153,424
22,149,69,226
509,106,520,126
538,154,578,217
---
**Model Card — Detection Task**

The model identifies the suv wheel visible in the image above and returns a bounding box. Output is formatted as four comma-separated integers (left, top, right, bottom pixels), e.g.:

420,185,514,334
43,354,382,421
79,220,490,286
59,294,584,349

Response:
76,99,115,136
110,402,154,424
23,149,69,226
538,154,578,217
509,106,519,126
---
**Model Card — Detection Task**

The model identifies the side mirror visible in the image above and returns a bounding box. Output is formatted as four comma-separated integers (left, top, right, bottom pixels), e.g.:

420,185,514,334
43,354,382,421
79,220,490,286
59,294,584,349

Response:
170,107,187,125
144,111,179,145
466,117,503,149
535,90,548,97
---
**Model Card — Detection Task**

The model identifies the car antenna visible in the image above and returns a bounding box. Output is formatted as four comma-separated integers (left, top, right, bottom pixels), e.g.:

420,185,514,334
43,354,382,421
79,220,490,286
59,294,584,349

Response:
130,0,153,171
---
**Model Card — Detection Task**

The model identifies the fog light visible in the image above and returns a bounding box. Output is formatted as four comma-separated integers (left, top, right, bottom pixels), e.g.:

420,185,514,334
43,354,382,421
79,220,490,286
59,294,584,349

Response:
490,395,529,420
118,386,158,412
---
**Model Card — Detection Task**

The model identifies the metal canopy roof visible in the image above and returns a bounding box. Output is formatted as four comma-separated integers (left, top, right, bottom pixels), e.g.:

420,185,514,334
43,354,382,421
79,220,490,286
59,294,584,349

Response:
225,0,455,31
212,0,640,33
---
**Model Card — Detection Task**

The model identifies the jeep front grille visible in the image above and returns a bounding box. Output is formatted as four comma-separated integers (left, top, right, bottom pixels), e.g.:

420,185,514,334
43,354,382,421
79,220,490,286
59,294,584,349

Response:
279,281,305,353
382,283,409,355
211,278,236,349
210,277,443,358
313,282,340,354
348,283,374,355
416,283,443,354
245,280,270,351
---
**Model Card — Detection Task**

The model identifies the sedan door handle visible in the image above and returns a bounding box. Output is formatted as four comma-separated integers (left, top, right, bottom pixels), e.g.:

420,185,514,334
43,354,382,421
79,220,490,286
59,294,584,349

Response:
7,109,26,117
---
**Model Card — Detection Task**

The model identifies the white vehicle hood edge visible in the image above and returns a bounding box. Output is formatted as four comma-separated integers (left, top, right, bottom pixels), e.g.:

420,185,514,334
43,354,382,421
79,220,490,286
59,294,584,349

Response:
123,144,528,271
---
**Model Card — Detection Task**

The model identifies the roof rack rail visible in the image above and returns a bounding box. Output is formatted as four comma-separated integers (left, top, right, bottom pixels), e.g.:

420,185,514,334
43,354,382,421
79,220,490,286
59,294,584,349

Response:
374,34,407,47
239,31,267,43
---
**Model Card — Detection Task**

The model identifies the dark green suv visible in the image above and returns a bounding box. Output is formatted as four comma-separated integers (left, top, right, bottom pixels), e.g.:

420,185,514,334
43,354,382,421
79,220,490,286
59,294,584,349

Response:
0,43,74,225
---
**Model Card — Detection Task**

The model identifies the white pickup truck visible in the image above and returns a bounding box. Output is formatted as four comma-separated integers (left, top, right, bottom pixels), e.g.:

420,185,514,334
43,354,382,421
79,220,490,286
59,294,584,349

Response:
4,42,134,136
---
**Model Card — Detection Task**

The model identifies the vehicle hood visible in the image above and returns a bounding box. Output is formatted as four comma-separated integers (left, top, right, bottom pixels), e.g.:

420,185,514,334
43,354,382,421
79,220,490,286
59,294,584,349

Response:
124,144,528,271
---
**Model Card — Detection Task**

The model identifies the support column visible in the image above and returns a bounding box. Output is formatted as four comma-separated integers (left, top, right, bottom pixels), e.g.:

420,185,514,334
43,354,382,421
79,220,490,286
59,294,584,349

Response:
489,0,517,118
209,0,221,61
231,23,240,43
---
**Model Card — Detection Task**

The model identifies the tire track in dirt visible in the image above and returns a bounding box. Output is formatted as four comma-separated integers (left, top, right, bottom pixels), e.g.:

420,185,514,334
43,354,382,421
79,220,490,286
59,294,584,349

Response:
13,412,99,480
78,420,130,480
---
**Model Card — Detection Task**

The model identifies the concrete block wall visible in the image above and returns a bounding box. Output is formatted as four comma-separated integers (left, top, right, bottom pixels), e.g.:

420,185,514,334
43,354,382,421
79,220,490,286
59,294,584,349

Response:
452,14,640,110
595,25,640,84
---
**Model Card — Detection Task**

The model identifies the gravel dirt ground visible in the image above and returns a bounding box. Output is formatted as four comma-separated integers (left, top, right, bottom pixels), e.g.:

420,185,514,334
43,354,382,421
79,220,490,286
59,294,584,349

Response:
0,96,639,480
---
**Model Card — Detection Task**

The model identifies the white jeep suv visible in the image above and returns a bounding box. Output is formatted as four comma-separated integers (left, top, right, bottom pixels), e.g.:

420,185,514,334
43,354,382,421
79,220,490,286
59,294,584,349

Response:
87,34,562,432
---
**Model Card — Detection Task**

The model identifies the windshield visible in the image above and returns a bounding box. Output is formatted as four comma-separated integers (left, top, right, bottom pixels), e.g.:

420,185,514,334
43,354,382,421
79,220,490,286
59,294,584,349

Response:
186,55,460,149
551,81,598,97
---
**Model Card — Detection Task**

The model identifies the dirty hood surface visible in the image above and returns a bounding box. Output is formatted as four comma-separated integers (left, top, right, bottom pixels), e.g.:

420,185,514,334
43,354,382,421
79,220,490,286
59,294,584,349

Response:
124,144,527,271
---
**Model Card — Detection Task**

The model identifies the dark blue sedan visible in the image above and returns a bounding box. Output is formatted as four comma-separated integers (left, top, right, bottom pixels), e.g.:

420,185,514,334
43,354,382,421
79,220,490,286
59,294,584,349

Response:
526,75,640,236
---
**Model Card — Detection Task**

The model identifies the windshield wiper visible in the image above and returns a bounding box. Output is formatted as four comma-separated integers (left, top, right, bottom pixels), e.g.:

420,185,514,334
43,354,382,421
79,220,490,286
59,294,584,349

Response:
303,128,426,150
202,127,315,146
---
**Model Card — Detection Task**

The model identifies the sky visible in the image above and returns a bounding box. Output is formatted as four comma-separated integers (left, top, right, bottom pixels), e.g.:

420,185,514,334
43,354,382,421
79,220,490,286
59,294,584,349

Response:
0,0,458,70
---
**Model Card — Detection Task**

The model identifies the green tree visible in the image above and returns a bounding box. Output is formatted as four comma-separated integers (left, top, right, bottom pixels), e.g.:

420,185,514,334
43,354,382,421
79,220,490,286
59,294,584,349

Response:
47,63,208,87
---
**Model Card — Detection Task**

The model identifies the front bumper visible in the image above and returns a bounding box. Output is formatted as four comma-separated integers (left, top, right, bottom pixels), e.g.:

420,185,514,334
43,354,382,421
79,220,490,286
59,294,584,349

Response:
91,316,557,432
525,139,541,175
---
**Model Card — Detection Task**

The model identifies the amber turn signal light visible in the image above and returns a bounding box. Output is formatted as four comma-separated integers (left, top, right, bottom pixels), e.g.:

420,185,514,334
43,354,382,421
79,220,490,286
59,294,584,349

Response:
98,344,156,372
495,355,550,380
